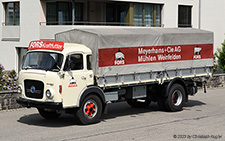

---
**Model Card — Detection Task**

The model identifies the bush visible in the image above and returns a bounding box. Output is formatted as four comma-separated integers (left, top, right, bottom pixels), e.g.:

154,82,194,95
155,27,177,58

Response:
213,53,218,73
0,64,18,91
215,41,225,72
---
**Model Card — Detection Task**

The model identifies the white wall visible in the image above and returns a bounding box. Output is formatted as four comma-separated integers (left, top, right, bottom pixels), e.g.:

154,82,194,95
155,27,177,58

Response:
19,0,40,46
201,0,225,52
0,42,17,70
163,1,179,28
0,1,18,70
0,0,41,71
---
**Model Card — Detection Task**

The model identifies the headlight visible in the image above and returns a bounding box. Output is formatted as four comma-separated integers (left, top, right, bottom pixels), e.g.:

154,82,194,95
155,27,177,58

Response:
18,86,22,94
46,89,53,99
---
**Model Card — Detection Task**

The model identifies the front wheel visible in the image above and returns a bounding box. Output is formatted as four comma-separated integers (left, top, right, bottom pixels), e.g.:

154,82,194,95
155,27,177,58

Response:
75,95,102,125
38,108,61,119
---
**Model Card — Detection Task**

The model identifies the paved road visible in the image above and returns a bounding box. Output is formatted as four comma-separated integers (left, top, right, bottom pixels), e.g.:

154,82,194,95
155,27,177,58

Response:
0,88,225,141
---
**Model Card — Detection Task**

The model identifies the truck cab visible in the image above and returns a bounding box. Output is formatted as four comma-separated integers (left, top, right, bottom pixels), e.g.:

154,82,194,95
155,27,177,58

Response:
17,41,101,124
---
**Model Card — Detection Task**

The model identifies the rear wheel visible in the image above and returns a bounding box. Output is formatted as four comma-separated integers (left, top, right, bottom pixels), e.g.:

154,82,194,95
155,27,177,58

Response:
127,99,151,108
164,84,185,112
75,95,102,125
38,108,61,119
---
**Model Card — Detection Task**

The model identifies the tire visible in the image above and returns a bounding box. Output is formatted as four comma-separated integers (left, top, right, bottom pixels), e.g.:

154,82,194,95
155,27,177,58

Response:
164,84,185,112
127,99,151,108
75,95,102,125
38,108,61,119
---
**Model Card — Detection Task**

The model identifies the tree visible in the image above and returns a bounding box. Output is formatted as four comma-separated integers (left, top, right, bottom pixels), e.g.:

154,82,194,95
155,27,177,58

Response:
213,53,218,73
215,41,225,72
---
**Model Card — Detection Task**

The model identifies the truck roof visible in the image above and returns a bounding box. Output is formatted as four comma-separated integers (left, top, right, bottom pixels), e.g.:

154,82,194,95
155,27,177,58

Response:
63,43,92,55
62,27,210,35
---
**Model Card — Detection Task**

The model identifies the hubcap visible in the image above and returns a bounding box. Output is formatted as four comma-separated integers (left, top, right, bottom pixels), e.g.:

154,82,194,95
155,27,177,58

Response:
83,100,98,119
172,90,182,106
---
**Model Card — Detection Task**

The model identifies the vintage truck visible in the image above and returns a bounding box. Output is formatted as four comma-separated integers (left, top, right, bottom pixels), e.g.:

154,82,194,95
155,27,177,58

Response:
17,27,213,124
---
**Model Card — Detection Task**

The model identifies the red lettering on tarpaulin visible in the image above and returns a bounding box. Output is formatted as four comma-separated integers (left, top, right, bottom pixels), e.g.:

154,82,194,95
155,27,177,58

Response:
98,44,213,67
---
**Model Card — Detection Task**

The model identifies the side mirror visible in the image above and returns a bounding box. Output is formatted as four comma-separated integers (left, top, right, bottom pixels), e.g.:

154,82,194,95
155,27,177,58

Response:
58,71,65,79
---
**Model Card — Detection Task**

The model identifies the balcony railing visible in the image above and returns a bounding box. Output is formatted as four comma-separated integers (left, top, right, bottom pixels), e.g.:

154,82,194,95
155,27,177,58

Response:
1,22,20,41
40,21,164,27
178,24,192,28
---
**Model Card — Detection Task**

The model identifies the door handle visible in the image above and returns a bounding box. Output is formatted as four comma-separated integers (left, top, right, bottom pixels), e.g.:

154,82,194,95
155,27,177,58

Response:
81,76,86,80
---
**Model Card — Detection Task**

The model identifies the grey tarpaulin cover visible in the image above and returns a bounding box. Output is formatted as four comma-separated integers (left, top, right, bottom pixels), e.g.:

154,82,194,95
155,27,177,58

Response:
55,27,213,77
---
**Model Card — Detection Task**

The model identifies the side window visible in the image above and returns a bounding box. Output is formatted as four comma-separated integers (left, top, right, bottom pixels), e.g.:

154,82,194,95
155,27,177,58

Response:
64,54,83,71
87,55,92,70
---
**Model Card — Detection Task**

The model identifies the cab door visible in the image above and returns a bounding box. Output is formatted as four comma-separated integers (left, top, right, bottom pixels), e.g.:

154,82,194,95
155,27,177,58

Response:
62,53,93,108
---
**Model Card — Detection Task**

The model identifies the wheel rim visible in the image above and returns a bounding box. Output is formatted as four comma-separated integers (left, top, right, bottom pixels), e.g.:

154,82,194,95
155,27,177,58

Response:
83,100,98,119
172,90,182,106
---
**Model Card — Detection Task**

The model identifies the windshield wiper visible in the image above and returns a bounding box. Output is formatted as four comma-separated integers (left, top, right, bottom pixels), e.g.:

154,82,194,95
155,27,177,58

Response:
24,64,61,72
24,66,32,70
23,65,42,70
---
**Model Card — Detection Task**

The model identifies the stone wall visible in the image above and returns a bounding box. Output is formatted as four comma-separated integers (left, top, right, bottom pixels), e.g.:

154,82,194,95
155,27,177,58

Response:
207,74,225,88
0,91,23,111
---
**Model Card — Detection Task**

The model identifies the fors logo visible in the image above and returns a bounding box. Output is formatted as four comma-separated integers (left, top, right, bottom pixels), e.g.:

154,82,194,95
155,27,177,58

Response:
114,49,125,65
68,78,77,87
193,45,202,59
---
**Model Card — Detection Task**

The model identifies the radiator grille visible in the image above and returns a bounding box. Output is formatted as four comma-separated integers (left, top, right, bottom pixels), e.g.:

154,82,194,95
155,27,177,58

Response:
24,80,44,99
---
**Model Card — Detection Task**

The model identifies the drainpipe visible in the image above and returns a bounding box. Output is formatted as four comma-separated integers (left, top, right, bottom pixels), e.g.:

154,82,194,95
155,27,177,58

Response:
72,0,75,25
199,0,201,29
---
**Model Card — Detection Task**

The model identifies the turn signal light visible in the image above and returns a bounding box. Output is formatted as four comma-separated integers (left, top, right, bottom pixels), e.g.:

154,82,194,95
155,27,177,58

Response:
59,85,62,94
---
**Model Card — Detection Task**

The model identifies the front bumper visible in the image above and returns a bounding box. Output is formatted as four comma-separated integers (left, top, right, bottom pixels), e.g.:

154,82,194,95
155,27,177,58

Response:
16,97,63,109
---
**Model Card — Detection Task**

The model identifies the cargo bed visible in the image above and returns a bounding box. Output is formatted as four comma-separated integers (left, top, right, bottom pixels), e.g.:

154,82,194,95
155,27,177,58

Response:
55,27,213,87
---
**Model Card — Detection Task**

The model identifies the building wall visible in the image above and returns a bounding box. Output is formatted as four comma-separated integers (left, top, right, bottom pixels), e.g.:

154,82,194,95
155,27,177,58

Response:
20,0,40,45
0,0,41,71
201,0,225,52
0,1,20,70
0,42,17,70
0,0,224,71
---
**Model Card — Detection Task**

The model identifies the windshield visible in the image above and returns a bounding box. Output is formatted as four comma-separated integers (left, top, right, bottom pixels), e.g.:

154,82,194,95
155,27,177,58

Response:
22,51,64,72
